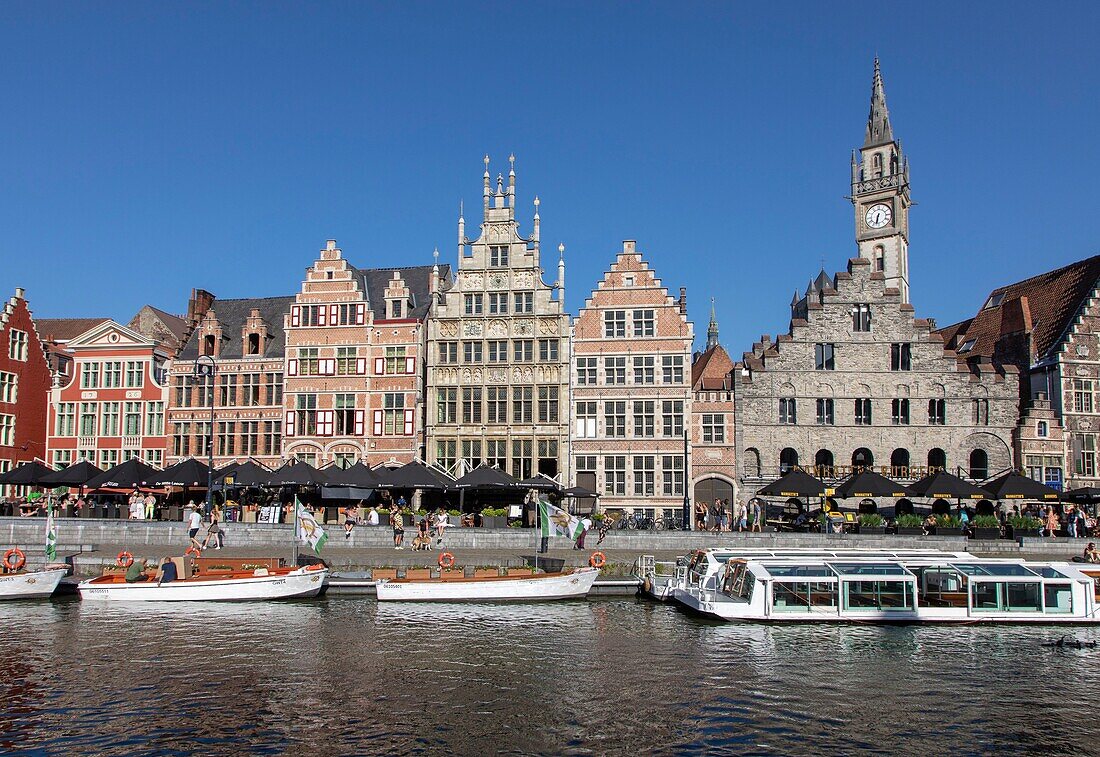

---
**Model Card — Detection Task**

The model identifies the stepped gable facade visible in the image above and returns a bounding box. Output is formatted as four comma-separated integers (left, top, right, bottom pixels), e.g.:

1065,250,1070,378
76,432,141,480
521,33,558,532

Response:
0,289,52,492
691,315,737,511
735,258,1018,502
571,241,694,516
939,255,1100,491
168,293,293,468
426,156,570,480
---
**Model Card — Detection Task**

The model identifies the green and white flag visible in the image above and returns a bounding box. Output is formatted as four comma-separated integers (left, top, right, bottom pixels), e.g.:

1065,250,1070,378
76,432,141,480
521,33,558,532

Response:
45,504,58,562
295,498,328,554
538,497,585,541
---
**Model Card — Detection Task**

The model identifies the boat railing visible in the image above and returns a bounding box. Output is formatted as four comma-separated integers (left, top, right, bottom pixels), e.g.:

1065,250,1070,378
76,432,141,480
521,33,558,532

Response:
633,555,656,581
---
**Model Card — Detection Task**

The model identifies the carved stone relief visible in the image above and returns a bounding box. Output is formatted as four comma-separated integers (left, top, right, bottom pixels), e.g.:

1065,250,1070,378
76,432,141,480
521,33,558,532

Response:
538,318,558,335
513,271,535,289
488,273,508,290
439,321,459,337
463,322,483,338
487,320,508,338
514,320,534,336
463,273,484,290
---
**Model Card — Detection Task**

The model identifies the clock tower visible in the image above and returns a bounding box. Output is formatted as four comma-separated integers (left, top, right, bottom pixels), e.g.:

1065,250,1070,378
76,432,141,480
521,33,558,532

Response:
851,58,912,303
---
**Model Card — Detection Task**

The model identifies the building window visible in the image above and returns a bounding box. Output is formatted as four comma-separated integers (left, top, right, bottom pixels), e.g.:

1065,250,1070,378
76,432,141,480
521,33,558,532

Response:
298,347,320,376
814,343,835,371
538,338,559,362
513,340,534,362
514,292,534,314
512,439,533,480
334,394,356,435
101,402,120,436
633,401,655,438
263,420,281,456
512,387,532,423
780,447,801,475
0,372,17,404
662,400,684,437
462,341,483,364
461,387,483,424
816,398,835,425
242,373,261,406
605,401,626,437
237,420,258,457
633,356,655,385
438,342,458,364
460,440,482,469
0,414,14,446
576,357,597,385
852,448,873,468
100,449,119,469
779,397,797,425
487,340,508,363
219,374,238,406
124,361,144,388
890,448,911,476
79,402,97,436
537,386,559,423
216,421,236,457
8,329,28,361
854,398,872,426
384,346,408,374
488,292,508,314
1037,421,1048,438
702,414,724,443
852,304,872,332
890,343,912,371
632,309,655,337
486,439,507,469
336,347,358,375
437,388,457,424
928,399,946,425
575,401,597,438
103,361,123,388
969,449,989,480
891,398,910,425
265,372,283,406
52,450,73,469
814,449,834,478
662,355,684,384
172,422,190,457
604,455,626,496
1075,434,1096,478
463,294,483,315
390,300,403,319
123,402,142,436
633,456,655,496
874,245,885,271
928,448,947,470
383,393,405,435
246,333,261,355
486,386,508,424
972,398,989,425
295,394,318,436
489,245,509,267
604,310,626,338
436,440,457,472
81,362,100,389
56,402,76,436
662,455,685,496
1073,379,1094,413
604,357,626,385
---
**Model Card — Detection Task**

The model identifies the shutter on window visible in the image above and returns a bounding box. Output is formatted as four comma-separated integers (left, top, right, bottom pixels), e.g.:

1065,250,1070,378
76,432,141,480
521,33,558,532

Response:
287,359,299,376
403,408,414,436
374,357,385,375
355,357,366,375
320,410,334,436
290,306,301,327
404,356,416,375
355,303,366,325
317,306,327,327
321,359,335,376
372,410,384,436
329,304,338,325
354,409,365,436
285,411,297,437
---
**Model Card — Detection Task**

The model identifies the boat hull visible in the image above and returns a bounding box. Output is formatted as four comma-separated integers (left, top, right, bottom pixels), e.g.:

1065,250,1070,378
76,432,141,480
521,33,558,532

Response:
376,568,599,602
78,567,328,602
0,568,68,600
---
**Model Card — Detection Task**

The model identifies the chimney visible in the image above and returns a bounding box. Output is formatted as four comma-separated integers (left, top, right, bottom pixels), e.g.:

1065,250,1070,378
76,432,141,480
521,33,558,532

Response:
187,288,215,324
678,287,687,316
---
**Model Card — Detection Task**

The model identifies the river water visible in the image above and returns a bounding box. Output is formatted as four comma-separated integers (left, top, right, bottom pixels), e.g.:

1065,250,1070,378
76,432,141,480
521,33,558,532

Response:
2,596,1097,756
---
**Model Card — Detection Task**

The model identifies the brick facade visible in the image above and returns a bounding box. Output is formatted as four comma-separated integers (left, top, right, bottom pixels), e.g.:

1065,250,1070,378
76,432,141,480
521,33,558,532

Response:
0,289,52,492
691,341,737,512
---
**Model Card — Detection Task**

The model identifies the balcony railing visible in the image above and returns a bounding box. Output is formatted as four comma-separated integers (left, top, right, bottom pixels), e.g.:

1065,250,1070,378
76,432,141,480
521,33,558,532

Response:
853,174,902,194
77,436,97,449
122,435,142,449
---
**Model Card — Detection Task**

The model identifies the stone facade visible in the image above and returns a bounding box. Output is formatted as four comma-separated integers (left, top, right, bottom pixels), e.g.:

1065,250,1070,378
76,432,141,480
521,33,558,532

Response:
425,157,570,480
0,289,52,493
571,242,693,516
691,330,737,514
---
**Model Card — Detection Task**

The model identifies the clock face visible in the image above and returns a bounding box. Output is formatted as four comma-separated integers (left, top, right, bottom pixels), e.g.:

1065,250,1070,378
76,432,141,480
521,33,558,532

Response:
865,203,892,229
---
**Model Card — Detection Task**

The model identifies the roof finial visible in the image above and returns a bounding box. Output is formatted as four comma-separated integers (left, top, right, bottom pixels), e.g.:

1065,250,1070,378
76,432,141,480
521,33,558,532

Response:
558,242,565,260
433,247,439,266
864,56,893,147
508,153,515,175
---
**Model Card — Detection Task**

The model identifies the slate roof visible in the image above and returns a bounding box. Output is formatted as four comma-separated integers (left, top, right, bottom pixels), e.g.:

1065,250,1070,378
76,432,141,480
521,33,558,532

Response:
937,255,1100,363
352,264,450,321
35,317,110,342
177,296,295,360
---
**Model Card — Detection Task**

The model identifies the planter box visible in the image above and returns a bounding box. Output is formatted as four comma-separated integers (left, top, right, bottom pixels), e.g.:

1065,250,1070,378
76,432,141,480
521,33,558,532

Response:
970,527,1001,540
447,516,462,527
933,528,964,536
1008,527,1041,539
482,516,507,529
859,526,885,535
896,527,924,535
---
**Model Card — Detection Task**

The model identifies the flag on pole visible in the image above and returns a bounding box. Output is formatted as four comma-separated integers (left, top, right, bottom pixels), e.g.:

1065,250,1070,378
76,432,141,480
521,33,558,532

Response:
538,497,585,541
45,504,58,562
295,498,328,553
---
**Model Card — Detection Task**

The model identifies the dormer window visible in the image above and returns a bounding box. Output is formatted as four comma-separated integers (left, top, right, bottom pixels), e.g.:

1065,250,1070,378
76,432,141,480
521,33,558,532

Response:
202,334,216,357
489,246,509,267
1037,421,1049,438
983,293,1005,310
390,300,403,319
247,333,261,355
958,338,976,354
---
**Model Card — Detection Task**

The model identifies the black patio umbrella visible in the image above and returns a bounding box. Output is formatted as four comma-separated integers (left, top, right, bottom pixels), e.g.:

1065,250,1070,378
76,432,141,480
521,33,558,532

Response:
321,461,380,487
757,469,826,498
85,458,159,490
217,460,272,487
983,471,1060,501
833,470,907,499
905,471,991,500
453,464,520,489
267,460,330,487
563,485,600,498
39,460,104,487
0,460,55,485
152,458,212,488
1063,486,1100,503
215,461,242,479
520,474,564,492
375,461,454,491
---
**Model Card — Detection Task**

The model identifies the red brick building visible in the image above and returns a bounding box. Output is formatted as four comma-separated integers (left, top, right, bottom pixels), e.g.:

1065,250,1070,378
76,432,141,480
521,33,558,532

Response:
0,288,52,492
691,304,737,508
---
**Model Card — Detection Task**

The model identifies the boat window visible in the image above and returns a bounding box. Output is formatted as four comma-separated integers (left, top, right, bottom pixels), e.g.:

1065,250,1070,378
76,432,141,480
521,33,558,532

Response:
831,563,908,576
764,565,834,577
954,563,1038,578
971,581,1042,612
773,582,810,612
1033,566,1068,579
742,571,756,602
1044,583,1073,613
843,580,913,611
810,581,837,608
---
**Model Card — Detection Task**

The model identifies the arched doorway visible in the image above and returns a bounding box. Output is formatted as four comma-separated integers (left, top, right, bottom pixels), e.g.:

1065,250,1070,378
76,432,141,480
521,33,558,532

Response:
858,498,878,514
694,478,734,510
932,498,951,515
852,448,874,470
815,449,834,479
927,448,946,472
976,499,994,516
780,448,799,474
896,498,914,516
890,448,910,478
969,449,989,480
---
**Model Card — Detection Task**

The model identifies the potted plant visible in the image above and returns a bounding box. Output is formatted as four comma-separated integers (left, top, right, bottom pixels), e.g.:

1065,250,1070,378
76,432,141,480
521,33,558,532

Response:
376,507,391,526
858,513,885,535
933,514,964,536
480,507,508,529
447,508,462,527
969,515,1002,540
894,514,924,535
1007,515,1042,539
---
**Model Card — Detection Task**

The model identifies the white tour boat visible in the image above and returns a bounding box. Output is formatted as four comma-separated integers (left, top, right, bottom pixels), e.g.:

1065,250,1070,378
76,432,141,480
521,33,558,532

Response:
668,547,1100,624
78,564,329,602
0,566,68,600
375,567,600,602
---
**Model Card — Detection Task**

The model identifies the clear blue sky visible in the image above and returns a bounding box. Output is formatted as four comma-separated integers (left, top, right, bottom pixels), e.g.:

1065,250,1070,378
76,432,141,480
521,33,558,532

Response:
3,2,1097,354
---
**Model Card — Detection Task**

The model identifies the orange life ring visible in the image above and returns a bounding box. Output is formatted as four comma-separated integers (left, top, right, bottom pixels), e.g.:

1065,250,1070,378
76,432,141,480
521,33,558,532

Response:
3,548,26,571
185,546,202,557
438,552,456,570
116,551,134,568
589,551,606,569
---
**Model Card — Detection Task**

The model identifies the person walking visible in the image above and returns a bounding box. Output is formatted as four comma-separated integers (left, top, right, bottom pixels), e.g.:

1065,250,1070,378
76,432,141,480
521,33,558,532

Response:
144,492,156,520
391,509,405,549
719,501,730,532
751,499,764,532
1045,504,1060,538
1067,505,1078,538
736,499,747,532
202,507,223,550
186,503,203,549
694,499,706,531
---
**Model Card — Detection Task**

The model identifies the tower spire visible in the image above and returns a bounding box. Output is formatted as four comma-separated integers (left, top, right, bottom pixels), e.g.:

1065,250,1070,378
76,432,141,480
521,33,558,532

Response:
706,297,719,350
864,56,893,147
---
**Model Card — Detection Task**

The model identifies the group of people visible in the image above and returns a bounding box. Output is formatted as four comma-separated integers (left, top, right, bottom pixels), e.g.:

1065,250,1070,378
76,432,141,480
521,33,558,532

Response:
126,491,158,520
185,502,223,551
123,555,181,585
694,498,763,532
389,507,450,551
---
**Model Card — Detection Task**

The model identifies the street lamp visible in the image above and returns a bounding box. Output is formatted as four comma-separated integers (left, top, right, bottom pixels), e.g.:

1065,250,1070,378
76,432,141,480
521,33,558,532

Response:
194,355,217,515
682,425,691,531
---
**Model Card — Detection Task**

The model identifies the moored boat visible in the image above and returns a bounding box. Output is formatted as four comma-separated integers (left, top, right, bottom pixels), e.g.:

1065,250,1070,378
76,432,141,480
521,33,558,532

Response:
376,557,599,602
0,566,68,600
78,564,328,602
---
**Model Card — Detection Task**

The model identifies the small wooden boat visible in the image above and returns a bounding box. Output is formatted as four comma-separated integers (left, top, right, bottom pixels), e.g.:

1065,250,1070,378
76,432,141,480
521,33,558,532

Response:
78,564,328,602
0,567,68,600
375,566,599,602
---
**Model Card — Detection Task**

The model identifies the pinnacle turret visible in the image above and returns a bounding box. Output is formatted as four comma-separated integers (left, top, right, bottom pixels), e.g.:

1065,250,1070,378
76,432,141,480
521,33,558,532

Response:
706,297,720,350
864,57,894,148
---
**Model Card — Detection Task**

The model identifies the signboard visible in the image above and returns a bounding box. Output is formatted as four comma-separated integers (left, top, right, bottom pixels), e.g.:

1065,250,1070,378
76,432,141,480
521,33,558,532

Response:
258,506,280,524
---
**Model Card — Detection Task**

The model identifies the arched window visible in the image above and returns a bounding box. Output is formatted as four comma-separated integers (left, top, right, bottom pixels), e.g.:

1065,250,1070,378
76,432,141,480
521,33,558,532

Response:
969,449,989,480
890,152,899,176
852,448,874,469
873,153,883,178
874,245,885,272
815,449,834,478
890,448,910,477
927,448,947,471
744,448,761,478
780,448,799,474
